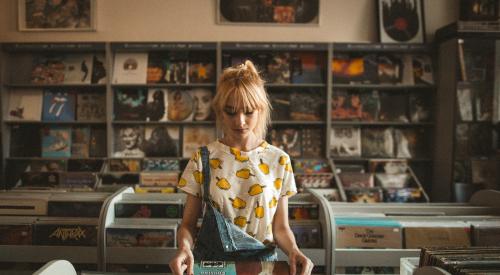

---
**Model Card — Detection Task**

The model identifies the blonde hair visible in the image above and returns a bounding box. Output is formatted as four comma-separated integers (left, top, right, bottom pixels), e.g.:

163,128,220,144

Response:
212,60,272,140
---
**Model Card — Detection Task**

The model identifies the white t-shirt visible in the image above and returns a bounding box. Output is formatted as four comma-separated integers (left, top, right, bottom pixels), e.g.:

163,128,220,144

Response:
178,140,297,244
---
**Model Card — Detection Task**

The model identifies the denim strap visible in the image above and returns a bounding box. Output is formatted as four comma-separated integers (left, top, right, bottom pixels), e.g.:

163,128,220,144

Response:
200,146,211,203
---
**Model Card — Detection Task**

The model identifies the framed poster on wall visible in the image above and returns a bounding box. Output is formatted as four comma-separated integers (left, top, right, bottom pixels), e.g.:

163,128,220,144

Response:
377,0,425,43
217,0,319,25
18,0,96,31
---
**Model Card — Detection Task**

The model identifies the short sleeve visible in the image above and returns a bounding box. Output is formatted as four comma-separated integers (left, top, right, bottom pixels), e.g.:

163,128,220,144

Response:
177,151,203,198
279,154,297,198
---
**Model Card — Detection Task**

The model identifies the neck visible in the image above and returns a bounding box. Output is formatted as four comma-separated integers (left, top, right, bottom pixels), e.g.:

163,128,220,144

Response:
220,134,261,151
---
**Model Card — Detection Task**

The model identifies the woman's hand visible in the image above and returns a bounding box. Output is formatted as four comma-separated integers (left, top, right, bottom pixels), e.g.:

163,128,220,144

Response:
169,246,194,275
289,248,314,275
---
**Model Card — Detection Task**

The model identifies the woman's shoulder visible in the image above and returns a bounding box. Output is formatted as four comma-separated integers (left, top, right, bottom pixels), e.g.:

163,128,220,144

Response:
262,142,291,158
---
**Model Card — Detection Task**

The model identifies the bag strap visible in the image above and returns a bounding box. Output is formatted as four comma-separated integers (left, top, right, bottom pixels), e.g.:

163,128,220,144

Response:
200,146,211,203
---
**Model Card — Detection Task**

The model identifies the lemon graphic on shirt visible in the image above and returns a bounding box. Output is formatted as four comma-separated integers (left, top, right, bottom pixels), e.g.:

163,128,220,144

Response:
193,170,203,184
234,216,249,228
236,168,254,179
260,141,269,149
229,197,246,209
278,155,288,165
209,158,223,169
285,163,293,172
269,196,278,208
216,177,231,190
248,184,265,196
258,159,270,175
274,178,282,190
284,190,296,197
254,202,264,219
177,177,187,188
230,147,249,162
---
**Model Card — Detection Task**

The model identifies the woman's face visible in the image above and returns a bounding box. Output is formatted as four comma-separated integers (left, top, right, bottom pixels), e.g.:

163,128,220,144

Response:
191,89,212,121
221,94,260,141
122,128,139,149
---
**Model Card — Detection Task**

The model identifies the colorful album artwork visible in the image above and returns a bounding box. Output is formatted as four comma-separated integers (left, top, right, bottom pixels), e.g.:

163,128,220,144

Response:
42,90,76,122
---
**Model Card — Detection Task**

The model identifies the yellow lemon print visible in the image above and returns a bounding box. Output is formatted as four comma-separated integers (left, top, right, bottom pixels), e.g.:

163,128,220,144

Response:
193,170,203,185
260,141,269,149
258,159,270,175
278,155,288,165
236,168,254,179
254,202,264,219
229,197,246,209
284,190,296,197
269,196,278,208
285,163,293,172
234,216,249,228
274,178,282,190
248,184,265,196
216,177,231,190
230,147,249,162
209,158,223,169
177,177,187,188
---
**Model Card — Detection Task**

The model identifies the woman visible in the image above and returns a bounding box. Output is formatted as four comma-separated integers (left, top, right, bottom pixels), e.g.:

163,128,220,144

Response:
170,60,313,275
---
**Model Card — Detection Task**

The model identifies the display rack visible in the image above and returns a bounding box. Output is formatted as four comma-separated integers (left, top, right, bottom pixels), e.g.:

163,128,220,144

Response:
307,189,500,274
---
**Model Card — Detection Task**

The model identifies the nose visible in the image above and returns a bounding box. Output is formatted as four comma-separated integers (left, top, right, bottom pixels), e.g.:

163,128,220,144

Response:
236,112,246,127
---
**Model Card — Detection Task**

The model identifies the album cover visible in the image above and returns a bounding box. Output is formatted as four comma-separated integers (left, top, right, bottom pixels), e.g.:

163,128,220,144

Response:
331,90,362,120
109,159,142,172
76,93,106,122
345,187,384,203
59,172,98,191
459,0,499,21
378,0,425,43
140,172,179,187
62,54,93,84
114,203,183,219
290,221,322,248
89,126,107,158
167,89,194,121
394,128,428,158
361,128,394,158
31,55,66,84
112,52,148,84
360,90,382,121
145,88,168,121
67,159,104,172
0,223,33,245
290,52,324,84
301,128,323,157
189,88,214,121
146,53,168,84
142,159,180,172
338,172,374,189
10,124,41,157
91,54,107,84
375,173,411,188
378,93,409,122
292,159,331,174
164,60,188,84
409,93,432,122
377,54,403,84
384,187,422,202
471,159,499,189
113,125,145,158
266,52,291,84
330,127,361,157
114,88,147,121
289,204,319,220
106,227,176,247
42,90,76,122
270,128,302,158
412,54,434,85
7,89,43,121
474,83,493,121
332,53,378,84
69,126,90,158
269,92,290,121
368,159,409,174
290,91,325,121
295,173,333,190
48,200,103,217
33,218,98,246
41,126,72,158
188,61,216,83
182,126,217,158
143,126,179,157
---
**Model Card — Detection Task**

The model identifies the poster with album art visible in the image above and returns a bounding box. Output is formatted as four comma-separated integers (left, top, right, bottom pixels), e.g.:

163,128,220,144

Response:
377,0,425,43
330,127,361,157
145,88,168,122
7,89,43,121
112,52,148,84
182,126,216,158
143,126,179,157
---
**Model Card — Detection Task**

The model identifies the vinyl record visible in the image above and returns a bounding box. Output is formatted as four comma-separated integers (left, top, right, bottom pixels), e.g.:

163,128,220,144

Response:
380,0,422,43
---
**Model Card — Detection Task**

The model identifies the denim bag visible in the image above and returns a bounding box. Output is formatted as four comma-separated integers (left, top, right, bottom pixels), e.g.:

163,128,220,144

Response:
192,146,277,261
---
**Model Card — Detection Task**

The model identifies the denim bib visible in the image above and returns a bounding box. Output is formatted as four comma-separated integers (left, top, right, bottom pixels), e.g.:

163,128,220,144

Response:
192,146,277,261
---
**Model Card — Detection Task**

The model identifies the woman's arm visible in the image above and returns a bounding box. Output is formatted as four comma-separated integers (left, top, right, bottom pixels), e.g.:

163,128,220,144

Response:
272,196,314,275
169,194,202,275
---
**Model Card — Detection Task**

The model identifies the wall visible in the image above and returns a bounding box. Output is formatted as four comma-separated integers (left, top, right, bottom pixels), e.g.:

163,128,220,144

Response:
0,0,458,43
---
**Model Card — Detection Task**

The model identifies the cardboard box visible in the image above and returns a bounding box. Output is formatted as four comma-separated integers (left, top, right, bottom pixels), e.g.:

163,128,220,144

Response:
335,218,403,248
470,221,500,246
403,222,471,248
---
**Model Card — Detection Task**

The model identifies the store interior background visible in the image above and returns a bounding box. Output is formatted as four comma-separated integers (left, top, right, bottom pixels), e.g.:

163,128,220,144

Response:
0,0,457,43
